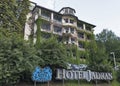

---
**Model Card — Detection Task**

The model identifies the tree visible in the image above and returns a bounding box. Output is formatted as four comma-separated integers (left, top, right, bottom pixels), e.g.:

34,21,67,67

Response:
87,39,112,72
0,29,39,85
35,37,68,68
96,29,120,63
0,0,30,34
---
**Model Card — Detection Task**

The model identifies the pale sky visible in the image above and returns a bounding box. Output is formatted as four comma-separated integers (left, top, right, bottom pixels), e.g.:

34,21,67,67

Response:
30,0,120,37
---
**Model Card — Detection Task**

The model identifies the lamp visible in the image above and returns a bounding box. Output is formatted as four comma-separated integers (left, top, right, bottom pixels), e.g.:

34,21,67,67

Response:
110,52,117,70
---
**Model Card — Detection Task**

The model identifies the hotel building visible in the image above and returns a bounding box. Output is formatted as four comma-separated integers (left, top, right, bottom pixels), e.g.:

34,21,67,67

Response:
24,2,96,60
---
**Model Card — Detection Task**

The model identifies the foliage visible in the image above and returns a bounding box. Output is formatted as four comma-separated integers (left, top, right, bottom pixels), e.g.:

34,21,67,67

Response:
95,29,120,72
0,29,39,85
116,68,120,82
35,37,67,69
87,40,112,72
96,29,120,53
35,17,68,68
35,17,42,46
112,70,120,86
17,0,30,29
0,0,30,34
96,29,120,62
0,0,21,32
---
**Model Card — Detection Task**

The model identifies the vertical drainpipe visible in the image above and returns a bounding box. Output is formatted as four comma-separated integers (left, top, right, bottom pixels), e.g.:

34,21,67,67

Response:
83,24,86,41
51,12,54,37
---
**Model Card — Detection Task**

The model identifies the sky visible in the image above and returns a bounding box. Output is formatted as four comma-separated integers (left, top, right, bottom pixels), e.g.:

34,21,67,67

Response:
30,0,120,37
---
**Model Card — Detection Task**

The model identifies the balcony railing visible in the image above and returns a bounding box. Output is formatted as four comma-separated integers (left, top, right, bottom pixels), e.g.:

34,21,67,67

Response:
78,47,85,51
53,19,62,25
41,23,51,32
41,14,51,21
53,32,62,35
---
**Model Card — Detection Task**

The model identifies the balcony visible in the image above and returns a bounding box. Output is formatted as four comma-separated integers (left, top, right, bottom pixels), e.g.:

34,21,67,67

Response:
86,34,92,41
63,27,77,38
41,15,51,21
53,19,62,25
63,37,77,46
53,26,62,35
41,10,51,21
85,26,93,33
77,23,84,30
63,18,77,27
53,14,62,25
41,22,51,32
71,38,77,45
63,27,75,33
78,33,84,40
78,42,85,51
64,41,71,44
41,33,51,39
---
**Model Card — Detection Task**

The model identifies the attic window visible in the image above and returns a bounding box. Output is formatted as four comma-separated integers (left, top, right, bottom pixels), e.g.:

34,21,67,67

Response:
69,9,74,15
64,9,69,14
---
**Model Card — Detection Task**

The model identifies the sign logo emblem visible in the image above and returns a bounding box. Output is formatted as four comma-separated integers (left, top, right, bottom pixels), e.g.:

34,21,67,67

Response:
32,66,52,82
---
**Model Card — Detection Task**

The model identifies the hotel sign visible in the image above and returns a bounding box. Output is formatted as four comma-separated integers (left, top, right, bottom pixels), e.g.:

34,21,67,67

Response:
56,69,112,81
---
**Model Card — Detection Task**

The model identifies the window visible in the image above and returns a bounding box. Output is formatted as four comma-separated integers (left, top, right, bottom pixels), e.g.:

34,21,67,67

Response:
70,19,74,24
65,27,69,33
70,27,74,34
86,35,91,40
54,26,62,33
78,33,84,38
64,9,69,14
41,22,50,31
69,9,74,15
77,23,83,29
41,10,51,19
72,51,76,57
57,36,62,42
42,33,51,39
71,38,75,42
65,37,69,44
53,14,62,22
64,18,68,23
86,27,91,31
78,42,84,48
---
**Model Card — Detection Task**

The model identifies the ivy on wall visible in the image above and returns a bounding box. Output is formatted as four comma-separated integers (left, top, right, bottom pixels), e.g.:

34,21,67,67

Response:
35,17,42,47
35,17,94,65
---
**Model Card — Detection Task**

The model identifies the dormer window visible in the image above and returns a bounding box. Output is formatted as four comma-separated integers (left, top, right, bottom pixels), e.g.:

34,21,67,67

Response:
69,9,74,15
65,9,69,14
59,7,76,15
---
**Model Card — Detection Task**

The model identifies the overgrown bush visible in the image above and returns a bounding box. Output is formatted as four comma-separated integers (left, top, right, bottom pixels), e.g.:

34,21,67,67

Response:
0,31,38,85
116,68,120,82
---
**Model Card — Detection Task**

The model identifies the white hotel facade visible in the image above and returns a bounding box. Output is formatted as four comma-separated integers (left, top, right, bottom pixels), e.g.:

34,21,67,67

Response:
24,2,96,59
